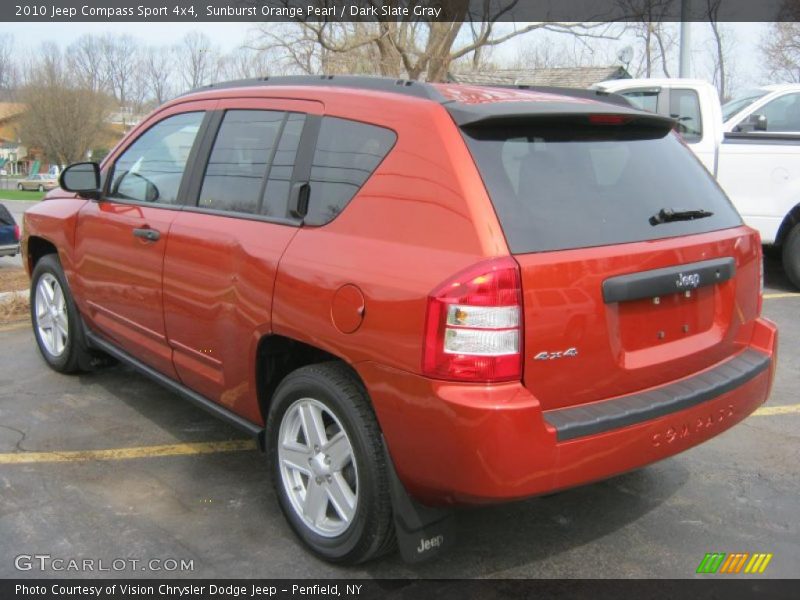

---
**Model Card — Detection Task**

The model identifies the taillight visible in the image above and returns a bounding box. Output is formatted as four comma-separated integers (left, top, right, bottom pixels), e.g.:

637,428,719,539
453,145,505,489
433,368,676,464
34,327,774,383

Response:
14,225,20,241
422,257,523,383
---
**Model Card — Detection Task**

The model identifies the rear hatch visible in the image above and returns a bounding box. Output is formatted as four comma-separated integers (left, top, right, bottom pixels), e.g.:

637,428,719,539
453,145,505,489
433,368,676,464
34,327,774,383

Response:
461,108,760,410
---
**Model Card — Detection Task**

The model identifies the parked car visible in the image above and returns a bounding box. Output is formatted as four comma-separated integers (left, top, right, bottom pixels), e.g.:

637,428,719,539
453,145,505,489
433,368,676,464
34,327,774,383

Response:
0,203,19,257
594,78,800,288
22,76,778,564
17,174,58,192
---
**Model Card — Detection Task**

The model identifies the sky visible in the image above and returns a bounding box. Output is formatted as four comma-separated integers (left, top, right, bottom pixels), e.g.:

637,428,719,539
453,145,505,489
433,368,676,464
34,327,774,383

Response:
0,21,771,93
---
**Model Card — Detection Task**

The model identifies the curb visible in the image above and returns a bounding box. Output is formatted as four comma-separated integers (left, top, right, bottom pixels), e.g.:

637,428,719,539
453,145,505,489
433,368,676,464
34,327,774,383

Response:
0,289,27,302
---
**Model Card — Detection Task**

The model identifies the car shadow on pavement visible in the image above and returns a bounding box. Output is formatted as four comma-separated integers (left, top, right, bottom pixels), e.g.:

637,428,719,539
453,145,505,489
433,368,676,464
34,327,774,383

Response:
360,462,688,577
77,363,248,447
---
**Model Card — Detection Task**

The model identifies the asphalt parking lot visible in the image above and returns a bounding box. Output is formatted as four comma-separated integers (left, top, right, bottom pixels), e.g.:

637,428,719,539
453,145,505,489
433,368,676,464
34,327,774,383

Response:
0,246,797,579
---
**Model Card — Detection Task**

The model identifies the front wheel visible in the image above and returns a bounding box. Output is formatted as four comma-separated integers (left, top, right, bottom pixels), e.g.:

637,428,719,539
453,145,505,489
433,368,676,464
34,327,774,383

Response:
30,254,91,373
266,362,395,564
783,223,800,290
38,185,44,192
17,183,23,190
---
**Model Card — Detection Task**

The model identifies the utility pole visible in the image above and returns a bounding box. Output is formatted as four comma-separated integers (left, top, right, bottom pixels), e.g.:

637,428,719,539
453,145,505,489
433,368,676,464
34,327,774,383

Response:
679,0,692,77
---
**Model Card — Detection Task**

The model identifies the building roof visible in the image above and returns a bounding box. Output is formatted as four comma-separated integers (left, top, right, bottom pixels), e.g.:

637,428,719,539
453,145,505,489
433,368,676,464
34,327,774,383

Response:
0,102,26,122
449,66,631,89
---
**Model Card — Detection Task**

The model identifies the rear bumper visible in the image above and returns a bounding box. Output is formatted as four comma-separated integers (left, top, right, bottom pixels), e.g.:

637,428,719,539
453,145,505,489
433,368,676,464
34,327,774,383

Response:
360,317,777,505
0,243,19,256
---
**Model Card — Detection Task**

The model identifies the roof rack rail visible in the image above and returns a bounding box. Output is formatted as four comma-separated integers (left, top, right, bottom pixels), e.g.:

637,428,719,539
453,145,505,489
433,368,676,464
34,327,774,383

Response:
484,84,633,108
185,74,446,102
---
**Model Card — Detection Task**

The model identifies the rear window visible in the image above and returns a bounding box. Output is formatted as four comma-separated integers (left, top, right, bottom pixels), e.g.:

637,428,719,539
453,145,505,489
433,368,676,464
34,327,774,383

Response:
462,125,742,254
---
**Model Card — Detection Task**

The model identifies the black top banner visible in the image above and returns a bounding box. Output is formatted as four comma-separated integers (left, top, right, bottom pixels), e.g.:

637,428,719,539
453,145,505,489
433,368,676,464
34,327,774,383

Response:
3,0,800,23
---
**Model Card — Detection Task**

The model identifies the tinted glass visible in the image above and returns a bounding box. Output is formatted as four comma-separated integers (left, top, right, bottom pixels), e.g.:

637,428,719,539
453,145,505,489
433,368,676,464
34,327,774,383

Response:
109,112,203,204
305,117,396,226
199,110,284,214
669,89,703,142
463,125,742,254
621,90,659,113
755,92,800,132
262,113,305,218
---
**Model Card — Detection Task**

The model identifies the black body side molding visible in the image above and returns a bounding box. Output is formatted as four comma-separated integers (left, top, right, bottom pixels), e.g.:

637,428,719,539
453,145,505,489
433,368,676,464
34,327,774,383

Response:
544,349,771,441
602,257,735,304
84,329,263,438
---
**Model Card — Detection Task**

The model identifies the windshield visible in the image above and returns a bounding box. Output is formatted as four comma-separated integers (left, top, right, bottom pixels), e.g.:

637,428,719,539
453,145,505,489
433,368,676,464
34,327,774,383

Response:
722,89,769,122
463,124,742,254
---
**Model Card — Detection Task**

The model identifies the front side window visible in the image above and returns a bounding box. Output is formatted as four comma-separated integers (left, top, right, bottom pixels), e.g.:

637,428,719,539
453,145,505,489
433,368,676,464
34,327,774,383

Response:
669,89,703,143
748,92,800,132
108,112,204,205
722,89,769,122
304,117,396,226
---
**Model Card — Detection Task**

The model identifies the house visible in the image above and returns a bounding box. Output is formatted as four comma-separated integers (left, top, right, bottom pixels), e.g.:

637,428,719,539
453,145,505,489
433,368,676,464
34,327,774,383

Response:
0,103,28,175
448,66,631,89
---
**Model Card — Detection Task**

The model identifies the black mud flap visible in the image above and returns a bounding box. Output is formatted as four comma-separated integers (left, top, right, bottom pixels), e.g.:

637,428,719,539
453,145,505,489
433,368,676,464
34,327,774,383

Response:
383,442,456,563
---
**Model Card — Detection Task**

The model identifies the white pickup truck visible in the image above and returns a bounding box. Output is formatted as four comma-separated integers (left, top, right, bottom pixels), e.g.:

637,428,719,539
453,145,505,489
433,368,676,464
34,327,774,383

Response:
595,78,800,288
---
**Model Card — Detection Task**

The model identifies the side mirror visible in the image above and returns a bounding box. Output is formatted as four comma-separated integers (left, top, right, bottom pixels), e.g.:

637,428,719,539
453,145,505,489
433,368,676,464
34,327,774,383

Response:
736,113,768,133
59,162,102,199
749,113,768,132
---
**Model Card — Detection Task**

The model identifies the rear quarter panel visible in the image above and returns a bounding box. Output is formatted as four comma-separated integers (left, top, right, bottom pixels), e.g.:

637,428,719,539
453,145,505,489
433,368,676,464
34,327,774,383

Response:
272,94,509,376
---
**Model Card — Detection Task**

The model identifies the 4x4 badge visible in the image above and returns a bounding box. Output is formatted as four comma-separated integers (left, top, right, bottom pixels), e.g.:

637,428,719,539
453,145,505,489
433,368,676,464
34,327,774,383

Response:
534,347,578,361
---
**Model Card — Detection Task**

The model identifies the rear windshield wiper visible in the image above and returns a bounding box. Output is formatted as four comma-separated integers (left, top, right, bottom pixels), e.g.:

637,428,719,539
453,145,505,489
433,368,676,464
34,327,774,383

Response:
649,208,714,226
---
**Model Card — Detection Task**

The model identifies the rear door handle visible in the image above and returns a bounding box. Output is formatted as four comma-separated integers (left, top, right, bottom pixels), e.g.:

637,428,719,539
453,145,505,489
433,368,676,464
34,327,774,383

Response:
132,227,160,242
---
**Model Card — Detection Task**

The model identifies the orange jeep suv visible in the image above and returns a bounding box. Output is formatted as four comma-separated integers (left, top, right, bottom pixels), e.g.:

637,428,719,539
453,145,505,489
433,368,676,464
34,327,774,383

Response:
22,76,778,564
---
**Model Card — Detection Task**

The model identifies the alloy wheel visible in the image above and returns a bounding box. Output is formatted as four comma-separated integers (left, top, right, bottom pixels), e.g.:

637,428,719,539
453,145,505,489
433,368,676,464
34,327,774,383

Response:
35,273,68,357
278,397,359,537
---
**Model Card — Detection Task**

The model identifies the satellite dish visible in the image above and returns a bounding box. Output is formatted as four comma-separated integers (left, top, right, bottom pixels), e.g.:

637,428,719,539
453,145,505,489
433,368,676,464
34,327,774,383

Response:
617,46,634,66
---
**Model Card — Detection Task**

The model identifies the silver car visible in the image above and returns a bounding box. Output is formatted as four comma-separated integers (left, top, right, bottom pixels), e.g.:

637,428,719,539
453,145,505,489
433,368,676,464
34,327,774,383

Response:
17,174,58,192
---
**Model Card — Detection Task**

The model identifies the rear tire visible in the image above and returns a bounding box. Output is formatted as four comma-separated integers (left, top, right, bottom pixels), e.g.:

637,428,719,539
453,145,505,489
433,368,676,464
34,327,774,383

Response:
16,183,22,190
30,254,91,373
266,362,395,564
38,185,44,192
782,223,800,290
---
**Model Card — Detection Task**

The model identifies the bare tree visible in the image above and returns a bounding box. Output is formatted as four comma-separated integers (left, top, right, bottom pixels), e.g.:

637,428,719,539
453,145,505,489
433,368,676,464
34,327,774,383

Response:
618,0,676,77
220,47,273,80
100,34,141,108
0,34,16,93
67,34,109,93
700,0,736,101
176,31,221,90
18,65,113,164
253,2,616,82
141,46,175,105
761,23,800,83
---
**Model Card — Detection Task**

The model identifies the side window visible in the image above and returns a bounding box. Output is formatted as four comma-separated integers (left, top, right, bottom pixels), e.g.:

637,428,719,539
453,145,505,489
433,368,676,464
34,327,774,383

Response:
304,117,396,226
751,92,800,132
620,89,660,113
669,89,703,143
109,112,204,205
198,110,285,215
262,113,306,218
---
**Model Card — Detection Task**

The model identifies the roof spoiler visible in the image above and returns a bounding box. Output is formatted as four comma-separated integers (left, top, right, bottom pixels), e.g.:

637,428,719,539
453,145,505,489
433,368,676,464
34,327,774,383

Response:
448,99,676,131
